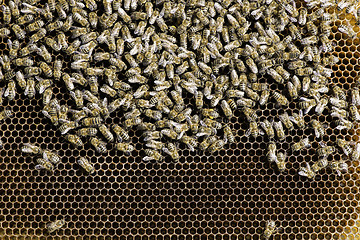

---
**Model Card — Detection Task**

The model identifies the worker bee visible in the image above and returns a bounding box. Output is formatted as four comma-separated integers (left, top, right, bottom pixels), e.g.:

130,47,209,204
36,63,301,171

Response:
98,124,114,142
292,137,310,152
349,104,360,121
82,117,103,127
329,97,347,109
21,143,42,155
100,85,117,98
90,137,107,153
77,157,95,174
272,91,289,106
245,121,261,138
299,97,317,114
220,100,233,119
4,81,16,101
336,139,352,156
114,142,134,155
2,5,11,24
258,90,270,106
267,68,283,84
317,142,335,157
298,162,316,179
351,143,360,161
35,45,52,63
15,71,26,90
302,77,310,93
35,157,54,172
187,115,200,134
263,220,278,240
124,117,142,128
330,106,348,119
260,120,275,139
289,111,305,129
329,160,348,176
311,158,329,174
143,149,162,162
59,121,78,135
275,152,287,172
287,81,298,100
243,107,257,122
47,220,65,233
338,23,357,39
314,97,328,115
351,87,360,106
29,28,47,44
8,39,20,59
13,57,34,67
42,149,61,166
208,139,227,153
298,8,307,25
309,119,325,138
162,143,180,162
0,55,11,72
267,142,277,163
24,77,36,98
76,127,97,138
273,121,285,141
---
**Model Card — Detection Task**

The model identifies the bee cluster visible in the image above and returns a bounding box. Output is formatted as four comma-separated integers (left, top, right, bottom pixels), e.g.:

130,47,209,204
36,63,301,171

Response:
0,0,359,176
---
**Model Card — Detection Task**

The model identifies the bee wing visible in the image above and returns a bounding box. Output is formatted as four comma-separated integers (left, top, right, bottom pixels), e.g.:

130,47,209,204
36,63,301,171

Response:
298,169,309,178
35,164,45,170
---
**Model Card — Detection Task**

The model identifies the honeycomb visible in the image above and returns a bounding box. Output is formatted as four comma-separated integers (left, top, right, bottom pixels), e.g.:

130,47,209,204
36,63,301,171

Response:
1,2,360,240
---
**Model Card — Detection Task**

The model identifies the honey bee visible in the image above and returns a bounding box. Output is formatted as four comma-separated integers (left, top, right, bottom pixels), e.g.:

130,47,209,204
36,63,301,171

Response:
69,109,87,123
267,68,283,84
299,97,317,114
143,149,162,162
81,117,102,127
351,87,360,106
21,143,42,155
263,220,278,240
275,152,287,172
47,220,65,233
124,117,142,128
292,137,310,152
317,142,335,157
244,87,259,102
338,23,357,39
75,156,95,174
260,120,275,139
0,55,11,72
298,162,316,179
330,106,348,119
208,139,227,153
13,57,34,67
272,91,289,106
349,104,360,121
15,71,26,90
98,124,114,142
313,97,328,115
76,127,97,137
236,97,255,108
23,76,36,98
311,158,328,173
336,139,352,156
90,137,107,153
8,39,20,59
34,45,51,63
4,81,16,101
35,76,53,95
35,157,54,172
351,143,360,161
162,143,180,162
58,120,78,135
2,5,11,24
329,160,348,176
289,111,305,129
219,100,232,119
100,84,117,98
272,121,285,141
267,142,277,163
329,97,347,109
